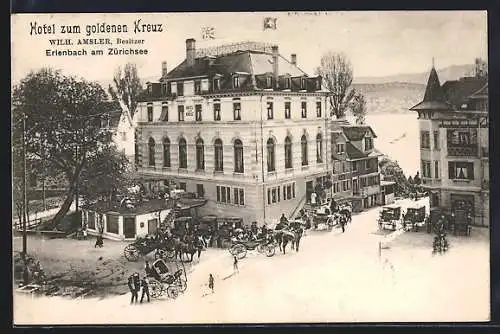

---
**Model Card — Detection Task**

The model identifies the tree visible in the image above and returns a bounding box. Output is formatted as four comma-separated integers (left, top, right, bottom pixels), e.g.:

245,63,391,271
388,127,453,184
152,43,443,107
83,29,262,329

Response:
351,92,367,125
315,51,357,119
79,147,134,204
12,68,117,229
108,63,142,126
379,156,411,197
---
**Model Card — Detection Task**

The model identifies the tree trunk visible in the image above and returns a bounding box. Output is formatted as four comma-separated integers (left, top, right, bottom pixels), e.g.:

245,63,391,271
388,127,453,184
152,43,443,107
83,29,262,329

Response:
47,161,85,230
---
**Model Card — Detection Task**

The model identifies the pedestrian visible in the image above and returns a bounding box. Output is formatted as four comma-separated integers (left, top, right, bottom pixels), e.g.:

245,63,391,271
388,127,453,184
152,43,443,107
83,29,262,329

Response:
311,192,317,208
208,273,214,293
145,261,151,277
340,215,346,233
233,256,239,274
95,234,104,248
128,274,139,304
140,276,150,303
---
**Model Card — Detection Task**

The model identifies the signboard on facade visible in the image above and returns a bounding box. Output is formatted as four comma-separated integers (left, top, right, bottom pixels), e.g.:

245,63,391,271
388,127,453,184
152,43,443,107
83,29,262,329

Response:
439,119,479,128
185,105,195,121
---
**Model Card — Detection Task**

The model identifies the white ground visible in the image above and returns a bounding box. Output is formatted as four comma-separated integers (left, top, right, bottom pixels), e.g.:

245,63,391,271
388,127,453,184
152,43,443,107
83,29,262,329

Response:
14,197,490,324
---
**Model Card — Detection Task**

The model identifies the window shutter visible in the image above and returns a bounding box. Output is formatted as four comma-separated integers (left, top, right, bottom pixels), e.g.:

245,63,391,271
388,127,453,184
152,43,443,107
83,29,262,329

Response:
468,163,474,179
448,162,455,179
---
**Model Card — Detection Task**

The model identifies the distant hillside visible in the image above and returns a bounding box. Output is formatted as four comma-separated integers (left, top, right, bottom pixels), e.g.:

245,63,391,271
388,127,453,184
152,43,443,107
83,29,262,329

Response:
354,64,475,85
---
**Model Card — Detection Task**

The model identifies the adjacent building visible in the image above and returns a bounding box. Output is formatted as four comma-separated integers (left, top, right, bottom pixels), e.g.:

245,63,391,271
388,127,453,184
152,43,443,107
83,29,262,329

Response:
134,39,330,225
410,64,489,226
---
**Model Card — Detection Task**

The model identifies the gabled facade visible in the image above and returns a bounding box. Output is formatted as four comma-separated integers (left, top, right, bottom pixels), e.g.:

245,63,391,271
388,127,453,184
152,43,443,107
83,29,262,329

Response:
134,39,329,225
411,65,489,226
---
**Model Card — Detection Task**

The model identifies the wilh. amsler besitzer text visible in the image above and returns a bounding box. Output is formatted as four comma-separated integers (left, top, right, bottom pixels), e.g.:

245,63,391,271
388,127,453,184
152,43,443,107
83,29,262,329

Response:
29,19,163,57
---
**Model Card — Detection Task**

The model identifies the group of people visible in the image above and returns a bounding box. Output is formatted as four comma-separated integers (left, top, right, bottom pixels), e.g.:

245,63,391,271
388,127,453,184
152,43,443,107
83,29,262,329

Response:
127,271,151,304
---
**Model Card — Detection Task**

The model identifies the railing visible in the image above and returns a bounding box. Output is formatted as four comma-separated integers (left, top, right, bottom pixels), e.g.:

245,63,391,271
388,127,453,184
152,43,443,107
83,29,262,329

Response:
13,218,43,231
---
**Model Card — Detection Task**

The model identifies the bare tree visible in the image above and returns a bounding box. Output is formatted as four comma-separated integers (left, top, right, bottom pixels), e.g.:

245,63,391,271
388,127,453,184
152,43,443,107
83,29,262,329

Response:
351,93,367,125
108,63,142,126
315,52,356,119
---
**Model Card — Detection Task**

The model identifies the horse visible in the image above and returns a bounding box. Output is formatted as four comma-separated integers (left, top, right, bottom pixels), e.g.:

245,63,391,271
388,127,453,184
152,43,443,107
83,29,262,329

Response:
173,236,203,262
273,229,296,254
339,205,352,223
289,221,304,252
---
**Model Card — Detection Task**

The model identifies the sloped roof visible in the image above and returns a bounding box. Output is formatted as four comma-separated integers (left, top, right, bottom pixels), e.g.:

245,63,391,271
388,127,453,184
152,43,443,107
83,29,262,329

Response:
469,83,488,99
345,142,367,160
341,125,377,141
442,77,488,107
423,67,447,102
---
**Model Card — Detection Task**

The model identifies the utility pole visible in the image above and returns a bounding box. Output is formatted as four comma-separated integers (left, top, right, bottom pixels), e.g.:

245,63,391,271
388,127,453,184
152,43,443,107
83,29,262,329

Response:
21,115,28,259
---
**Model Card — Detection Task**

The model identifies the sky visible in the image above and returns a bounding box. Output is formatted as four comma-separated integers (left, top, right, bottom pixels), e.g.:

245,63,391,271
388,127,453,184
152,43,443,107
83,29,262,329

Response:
11,11,487,84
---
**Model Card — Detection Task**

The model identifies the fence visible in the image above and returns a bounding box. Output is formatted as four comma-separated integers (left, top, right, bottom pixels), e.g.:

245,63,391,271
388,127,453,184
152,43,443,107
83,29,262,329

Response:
13,218,42,231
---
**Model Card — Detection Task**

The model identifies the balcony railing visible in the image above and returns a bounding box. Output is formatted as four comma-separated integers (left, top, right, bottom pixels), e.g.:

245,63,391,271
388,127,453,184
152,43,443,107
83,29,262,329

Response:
447,145,478,157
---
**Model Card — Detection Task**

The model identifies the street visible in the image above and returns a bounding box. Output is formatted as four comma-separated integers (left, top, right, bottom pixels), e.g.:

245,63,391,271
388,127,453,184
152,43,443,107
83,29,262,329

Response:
14,197,490,324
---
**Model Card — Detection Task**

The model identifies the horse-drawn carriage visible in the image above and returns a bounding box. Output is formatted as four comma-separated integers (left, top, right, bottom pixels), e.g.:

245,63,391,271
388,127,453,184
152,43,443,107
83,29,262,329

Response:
123,236,175,262
311,211,336,231
216,217,244,248
229,238,277,259
403,206,427,231
148,259,187,299
378,205,402,231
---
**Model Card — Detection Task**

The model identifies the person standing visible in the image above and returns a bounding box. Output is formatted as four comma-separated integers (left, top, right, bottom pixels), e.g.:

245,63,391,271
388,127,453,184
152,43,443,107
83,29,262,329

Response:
144,261,151,277
311,192,317,208
233,256,239,274
140,276,150,303
208,273,214,293
340,215,346,233
128,274,138,304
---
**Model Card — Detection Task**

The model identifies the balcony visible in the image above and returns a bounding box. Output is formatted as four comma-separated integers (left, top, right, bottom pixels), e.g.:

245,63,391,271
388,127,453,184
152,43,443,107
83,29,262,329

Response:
422,178,442,188
447,145,478,157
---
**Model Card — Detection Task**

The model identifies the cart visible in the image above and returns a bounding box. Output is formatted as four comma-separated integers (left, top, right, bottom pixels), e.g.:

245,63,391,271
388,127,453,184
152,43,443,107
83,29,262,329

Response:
123,236,175,262
403,206,427,231
378,205,402,231
148,259,188,299
228,238,277,259
312,212,336,231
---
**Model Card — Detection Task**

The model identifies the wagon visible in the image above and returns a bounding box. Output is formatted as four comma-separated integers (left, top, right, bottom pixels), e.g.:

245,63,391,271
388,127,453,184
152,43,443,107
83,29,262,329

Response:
123,236,175,262
228,238,277,259
148,259,187,299
403,206,427,231
378,205,402,231
312,212,336,231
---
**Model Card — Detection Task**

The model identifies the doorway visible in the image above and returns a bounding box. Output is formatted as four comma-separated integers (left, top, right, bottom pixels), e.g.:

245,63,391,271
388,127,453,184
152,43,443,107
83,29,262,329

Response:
306,181,313,203
148,218,158,235
123,217,136,239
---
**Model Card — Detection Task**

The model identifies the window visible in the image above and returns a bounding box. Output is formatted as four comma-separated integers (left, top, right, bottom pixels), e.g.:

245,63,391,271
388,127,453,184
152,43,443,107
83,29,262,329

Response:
267,102,274,120
147,84,152,95
267,138,276,172
421,160,432,178
342,180,350,191
316,102,322,118
316,133,323,163
433,131,439,150
352,161,358,172
434,161,439,179
284,102,291,119
88,211,96,230
160,103,168,121
301,135,308,166
420,131,430,149
106,214,119,234
179,137,187,169
178,105,185,121
284,77,291,89
214,139,224,172
177,82,184,96
283,183,296,200
301,102,307,118
121,131,127,141
285,136,292,169
216,186,231,204
194,80,201,94
196,184,205,198
267,186,281,204
447,129,478,146
448,161,474,180
365,159,371,170
233,188,245,206
147,104,153,122
148,137,155,167
266,76,272,88
179,182,187,191
196,138,205,170
161,83,167,95
163,137,171,167
336,143,345,153
233,103,241,121
134,130,140,167
365,137,373,150
213,78,220,91
315,78,321,90
233,76,240,88
213,103,221,121
234,139,244,173
301,78,306,90
195,104,202,121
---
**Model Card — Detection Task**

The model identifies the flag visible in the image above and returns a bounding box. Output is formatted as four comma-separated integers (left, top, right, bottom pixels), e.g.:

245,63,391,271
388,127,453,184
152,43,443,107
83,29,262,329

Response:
201,26,216,40
263,17,277,30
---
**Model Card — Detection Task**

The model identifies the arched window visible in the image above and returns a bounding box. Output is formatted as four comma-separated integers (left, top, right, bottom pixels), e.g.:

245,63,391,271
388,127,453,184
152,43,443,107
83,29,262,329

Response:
214,139,223,172
196,138,205,170
234,139,244,173
163,137,171,167
285,136,292,169
316,133,323,163
267,138,275,172
179,137,187,169
148,138,156,167
301,135,308,166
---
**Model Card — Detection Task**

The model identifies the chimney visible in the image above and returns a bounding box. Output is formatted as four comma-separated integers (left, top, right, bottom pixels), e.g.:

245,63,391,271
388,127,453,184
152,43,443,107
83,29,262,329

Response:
161,61,168,78
186,38,196,67
272,45,279,88
291,54,297,66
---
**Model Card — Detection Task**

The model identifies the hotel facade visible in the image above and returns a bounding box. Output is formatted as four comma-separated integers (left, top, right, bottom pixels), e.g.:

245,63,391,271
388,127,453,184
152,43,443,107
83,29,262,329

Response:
134,39,330,225
411,64,489,226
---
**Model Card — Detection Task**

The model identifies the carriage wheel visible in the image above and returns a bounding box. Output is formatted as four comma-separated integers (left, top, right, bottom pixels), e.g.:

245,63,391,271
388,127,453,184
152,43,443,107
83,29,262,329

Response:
167,286,180,299
265,244,276,257
230,244,247,259
179,279,188,292
149,280,164,298
124,245,140,262
256,244,265,254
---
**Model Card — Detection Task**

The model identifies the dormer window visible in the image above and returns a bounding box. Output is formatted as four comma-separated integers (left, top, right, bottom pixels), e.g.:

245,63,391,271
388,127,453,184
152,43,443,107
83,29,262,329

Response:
365,136,373,150
300,78,306,90
213,78,220,91
233,76,240,88
284,77,291,89
266,76,272,88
